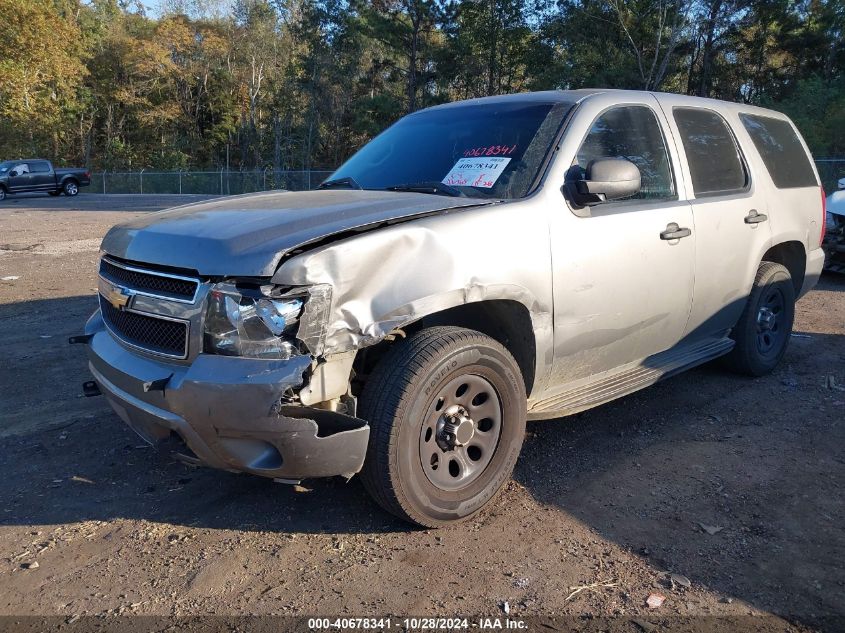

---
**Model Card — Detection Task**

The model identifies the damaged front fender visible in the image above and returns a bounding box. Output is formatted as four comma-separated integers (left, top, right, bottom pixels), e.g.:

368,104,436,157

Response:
272,201,555,395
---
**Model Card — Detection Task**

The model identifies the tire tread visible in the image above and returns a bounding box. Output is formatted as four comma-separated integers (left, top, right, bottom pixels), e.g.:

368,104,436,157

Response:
359,326,522,526
725,261,795,376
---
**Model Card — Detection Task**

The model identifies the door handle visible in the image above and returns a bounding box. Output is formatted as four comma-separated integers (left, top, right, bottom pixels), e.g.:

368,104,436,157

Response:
744,209,768,224
660,222,692,240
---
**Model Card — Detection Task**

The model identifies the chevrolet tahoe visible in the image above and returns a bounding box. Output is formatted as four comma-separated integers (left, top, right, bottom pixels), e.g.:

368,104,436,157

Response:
74,90,826,527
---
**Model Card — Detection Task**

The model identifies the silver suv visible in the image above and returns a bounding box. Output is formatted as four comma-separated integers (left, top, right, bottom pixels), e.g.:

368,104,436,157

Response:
75,89,826,527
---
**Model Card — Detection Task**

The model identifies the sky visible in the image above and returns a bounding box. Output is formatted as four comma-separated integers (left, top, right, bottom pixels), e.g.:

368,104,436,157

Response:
141,0,237,19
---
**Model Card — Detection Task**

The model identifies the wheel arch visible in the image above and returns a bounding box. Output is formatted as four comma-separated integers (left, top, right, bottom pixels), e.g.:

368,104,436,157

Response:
352,299,537,398
762,240,806,296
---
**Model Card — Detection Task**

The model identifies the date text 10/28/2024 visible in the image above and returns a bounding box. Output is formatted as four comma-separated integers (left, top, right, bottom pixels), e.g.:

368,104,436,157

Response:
308,617,528,630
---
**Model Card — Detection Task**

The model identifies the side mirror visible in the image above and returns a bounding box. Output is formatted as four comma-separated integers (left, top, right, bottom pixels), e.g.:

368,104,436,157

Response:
570,158,641,206
9,170,17,177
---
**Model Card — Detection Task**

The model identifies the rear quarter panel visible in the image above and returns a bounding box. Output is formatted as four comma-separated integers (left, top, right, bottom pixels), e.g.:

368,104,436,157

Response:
56,169,91,185
729,105,823,259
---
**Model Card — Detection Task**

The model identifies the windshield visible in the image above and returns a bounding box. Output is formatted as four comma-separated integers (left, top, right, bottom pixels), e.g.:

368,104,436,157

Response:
0,161,15,173
329,101,572,199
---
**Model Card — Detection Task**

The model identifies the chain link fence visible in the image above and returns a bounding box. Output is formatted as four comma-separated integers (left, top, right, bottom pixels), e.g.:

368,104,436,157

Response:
88,162,844,196
816,160,845,192
89,170,334,195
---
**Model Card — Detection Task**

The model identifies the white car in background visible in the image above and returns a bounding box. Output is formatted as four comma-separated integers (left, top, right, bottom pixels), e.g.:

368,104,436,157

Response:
825,177,845,272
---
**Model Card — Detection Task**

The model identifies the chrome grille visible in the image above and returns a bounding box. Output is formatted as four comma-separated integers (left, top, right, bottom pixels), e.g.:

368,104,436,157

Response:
99,257,198,302
100,297,189,358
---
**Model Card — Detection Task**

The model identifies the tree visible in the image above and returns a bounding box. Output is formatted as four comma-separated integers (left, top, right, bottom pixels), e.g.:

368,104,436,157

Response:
0,0,87,158
359,0,444,112
604,0,690,90
0,0,841,171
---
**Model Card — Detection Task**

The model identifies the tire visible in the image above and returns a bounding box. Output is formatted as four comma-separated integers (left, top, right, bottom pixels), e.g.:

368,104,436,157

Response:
63,180,79,196
359,326,527,527
48,190,60,196
724,261,795,376
0,187,5,201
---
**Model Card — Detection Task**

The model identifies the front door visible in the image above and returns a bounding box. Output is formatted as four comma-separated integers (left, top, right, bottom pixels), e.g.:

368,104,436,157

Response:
547,99,696,387
8,164,31,192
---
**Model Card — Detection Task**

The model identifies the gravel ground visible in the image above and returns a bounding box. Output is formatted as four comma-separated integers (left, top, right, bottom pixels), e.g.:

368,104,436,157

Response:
0,193,843,630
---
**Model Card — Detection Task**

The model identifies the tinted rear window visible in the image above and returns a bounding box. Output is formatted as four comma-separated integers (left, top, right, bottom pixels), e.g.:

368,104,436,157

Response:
739,113,817,188
30,161,51,173
674,108,748,196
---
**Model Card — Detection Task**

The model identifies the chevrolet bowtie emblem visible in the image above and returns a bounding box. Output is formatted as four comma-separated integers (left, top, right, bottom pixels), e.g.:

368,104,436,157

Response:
106,285,133,310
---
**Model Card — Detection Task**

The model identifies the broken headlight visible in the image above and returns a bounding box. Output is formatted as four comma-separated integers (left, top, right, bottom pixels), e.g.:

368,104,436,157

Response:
203,282,331,359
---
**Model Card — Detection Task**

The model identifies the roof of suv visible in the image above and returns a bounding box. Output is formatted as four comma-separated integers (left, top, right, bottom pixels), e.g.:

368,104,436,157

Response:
424,89,789,121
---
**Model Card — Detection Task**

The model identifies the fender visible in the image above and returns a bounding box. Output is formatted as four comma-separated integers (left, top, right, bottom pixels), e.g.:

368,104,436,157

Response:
272,203,555,398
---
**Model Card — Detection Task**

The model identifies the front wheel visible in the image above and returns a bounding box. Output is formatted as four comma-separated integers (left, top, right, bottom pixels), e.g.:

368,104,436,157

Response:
725,261,795,376
63,180,79,196
0,187,5,201
359,326,527,527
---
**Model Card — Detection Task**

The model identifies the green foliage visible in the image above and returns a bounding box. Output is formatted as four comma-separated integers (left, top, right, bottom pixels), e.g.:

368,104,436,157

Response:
764,75,845,157
0,0,842,169
0,0,88,158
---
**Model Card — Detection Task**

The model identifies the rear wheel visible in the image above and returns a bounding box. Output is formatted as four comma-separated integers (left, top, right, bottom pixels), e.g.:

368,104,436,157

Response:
725,261,795,376
63,180,79,196
359,326,526,527
0,187,5,201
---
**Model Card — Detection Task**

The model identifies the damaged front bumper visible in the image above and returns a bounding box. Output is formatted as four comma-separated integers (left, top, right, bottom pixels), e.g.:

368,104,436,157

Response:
82,311,369,480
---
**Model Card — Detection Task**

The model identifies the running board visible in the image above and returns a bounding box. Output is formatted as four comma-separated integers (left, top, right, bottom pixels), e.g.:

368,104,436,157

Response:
527,337,734,420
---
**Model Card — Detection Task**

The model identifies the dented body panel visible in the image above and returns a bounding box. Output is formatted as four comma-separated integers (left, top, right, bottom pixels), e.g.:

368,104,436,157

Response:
270,202,555,398
101,189,494,277
84,311,369,479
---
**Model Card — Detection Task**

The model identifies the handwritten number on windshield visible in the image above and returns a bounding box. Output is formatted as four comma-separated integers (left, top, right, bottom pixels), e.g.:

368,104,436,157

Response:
462,144,517,158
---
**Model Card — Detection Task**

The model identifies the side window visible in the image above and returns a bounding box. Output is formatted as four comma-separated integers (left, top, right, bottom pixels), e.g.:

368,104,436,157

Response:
673,107,748,197
572,106,675,201
31,161,50,173
739,114,817,188
14,164,29,174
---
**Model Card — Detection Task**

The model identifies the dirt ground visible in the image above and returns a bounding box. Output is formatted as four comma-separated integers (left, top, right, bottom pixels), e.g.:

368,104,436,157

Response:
0,194,843,630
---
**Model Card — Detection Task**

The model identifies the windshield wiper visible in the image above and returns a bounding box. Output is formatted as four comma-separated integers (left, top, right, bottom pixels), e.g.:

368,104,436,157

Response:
318,176,362,190
386,182,465,197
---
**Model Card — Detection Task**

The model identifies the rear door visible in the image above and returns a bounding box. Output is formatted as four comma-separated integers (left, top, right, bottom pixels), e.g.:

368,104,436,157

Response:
29,161,54,191
659,101,773,343
548,95,696,385
738,112,823,260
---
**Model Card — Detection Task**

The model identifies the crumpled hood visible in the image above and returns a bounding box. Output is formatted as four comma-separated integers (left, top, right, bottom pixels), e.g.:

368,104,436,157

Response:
101,189,493,276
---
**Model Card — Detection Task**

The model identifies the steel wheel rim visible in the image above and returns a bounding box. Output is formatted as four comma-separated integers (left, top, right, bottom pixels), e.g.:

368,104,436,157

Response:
756,286,785,355
66,183,77,195
419,373,503,491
